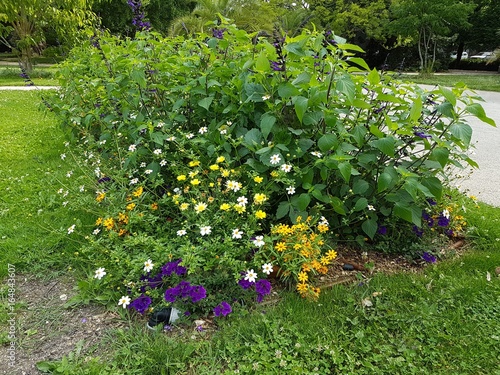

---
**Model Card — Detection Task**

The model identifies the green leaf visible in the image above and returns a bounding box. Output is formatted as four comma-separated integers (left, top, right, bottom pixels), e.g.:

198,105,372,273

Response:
430,147,449,168
377,172,392,192
394,202,421,226
421,176,443,200
291,193,311,211
317,133,338,152
198,96,213,111
338,43,365,53
352,179,369,195
255,51,270,72
292,72,312,86
260,113,276,139
372,137,395,157
354,197,368,211
361,219,378,239
276,201,291,219
465,103,496,126
336,74,355,103
284,42,306,56
243,128,262,150
449,122,473,147
330,196,346,215
348,57,370,71
439,87,456,106
367,69,380,85
409,96,422,122
294,96,308,123
130,70,146,88
297,138,314,153
338,162,351,183
278,82,299,98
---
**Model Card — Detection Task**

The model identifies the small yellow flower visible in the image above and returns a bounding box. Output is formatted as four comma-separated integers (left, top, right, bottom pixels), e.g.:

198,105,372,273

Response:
275,242,287,252
294,243,302,250
220,203,231,211
234,204,246,214
320,256,330,266
177,175,186,181
254,176,263,183
207,197,215,203
118,229,127,236
151,202,158,210
209,164,219,171
297,283,308,292
103,217,114,230
191,178,201,186
317,224,329,233
216,156,225,163
118,212,129,224
126,202,136,211
255,210,267,219
254,193,267,205
96,192,106,202
326,250,337,260
301,263,311,272
132,186,143,197
95,217,103,226
298,271,308,282
189,160,200,167
270,171,279,178
180,203,189,211
221,169,230,177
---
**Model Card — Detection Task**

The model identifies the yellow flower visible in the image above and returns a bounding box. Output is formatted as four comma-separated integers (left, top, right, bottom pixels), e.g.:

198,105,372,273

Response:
216,156,225,163
302,263,311,272
270,171,279,178
220,203,231,211
254,176,263,183
188,170,198,178
294,243,302,250
190,179,201,186
275,242,287,252
320,256,330,266
151,202,158,210
317,224,329,233
95,217,103,226
326,250,337,260
96,192,106,202
254,193,267,204
207,197,215,203
180,203,189,211
103,217,114,230
126,203,136,211
177,175,186,181
221,169,230,177
298,272,308,282
132,186,143,197
297,283,308,292
118,212,129,224
234,204,246,214
189,160,200,167
209,164,219,171
194,202,207,213
255,210,267,219
118,229,127,237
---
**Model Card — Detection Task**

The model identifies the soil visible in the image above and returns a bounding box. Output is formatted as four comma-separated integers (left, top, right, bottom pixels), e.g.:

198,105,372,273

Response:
0,239,467,374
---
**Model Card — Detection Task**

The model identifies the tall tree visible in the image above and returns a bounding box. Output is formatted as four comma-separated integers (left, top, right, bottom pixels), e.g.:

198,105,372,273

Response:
388,0,474,73
0,0,96,72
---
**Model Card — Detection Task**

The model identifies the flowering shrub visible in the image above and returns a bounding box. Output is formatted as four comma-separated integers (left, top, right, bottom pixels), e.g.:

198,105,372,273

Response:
48,20,494,310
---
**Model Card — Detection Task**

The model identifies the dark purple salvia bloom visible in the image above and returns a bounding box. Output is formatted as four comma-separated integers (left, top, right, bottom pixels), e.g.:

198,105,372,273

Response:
377,225,387,235
422,252,437,263
212,28,226,39
426,198,437,206
414,130,431,139
214,301,232,317
270,60,285,71
323,30,338,47
98,176,111,183
129,294,152,314
412,225,424,237
127,0,151,31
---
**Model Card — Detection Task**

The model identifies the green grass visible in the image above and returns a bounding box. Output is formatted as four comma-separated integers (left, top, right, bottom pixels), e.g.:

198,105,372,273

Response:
1,92,500,375
0,66,59,86
401,74,500,92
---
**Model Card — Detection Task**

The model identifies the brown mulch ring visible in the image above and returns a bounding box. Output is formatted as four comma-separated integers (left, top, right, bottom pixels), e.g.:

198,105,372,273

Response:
0,238,468,374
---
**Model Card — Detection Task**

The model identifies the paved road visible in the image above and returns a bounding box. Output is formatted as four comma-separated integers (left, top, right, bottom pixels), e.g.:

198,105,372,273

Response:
2,85,499,206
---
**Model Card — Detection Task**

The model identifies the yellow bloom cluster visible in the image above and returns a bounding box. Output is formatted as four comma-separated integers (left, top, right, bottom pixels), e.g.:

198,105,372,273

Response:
271,216,337,301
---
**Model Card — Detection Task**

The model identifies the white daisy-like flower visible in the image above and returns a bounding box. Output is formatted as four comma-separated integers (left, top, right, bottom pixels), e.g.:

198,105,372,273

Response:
99,140,106,145
186,133,195,139
62,201,68,207
270,154,281,165
226,180,242,192
442,209,450,219
128,144,137,152
157,121,165,128
129,178,139,185
244,269,258,283
232,228,243,239
167,136,176,141
92,228,101,235
67,224,76,234
237,196,248,206
262,94,271,101
145,169,153,175
94,167,101,177
94,267,106,279
177,229,187,236
153,149,162,155
367,205,376,211
286,186,296,195
199,127,208,134
60,153,66,160
220,129,227,135
311,151,322,158
66,171,73,178
319,216,329,226
160,159,167,166
262,263,273,275
226,120,233,126
118,296,131,308
194,202,207,213
140,162,146,168
200,226,212,236
64,141,70,147
281,164,292,173
252,236,265,247
143,259,154,273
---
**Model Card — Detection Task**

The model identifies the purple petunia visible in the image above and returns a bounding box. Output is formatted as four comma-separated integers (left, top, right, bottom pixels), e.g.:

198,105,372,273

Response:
412,225,424,237
255,279,271,296
422,252,437,263
238,278,254,290
129,294,152,314
437,215,450,227
213,301,232,317
164,281,206,304
189,285,207,303
377,225,387,235
161,259,186,277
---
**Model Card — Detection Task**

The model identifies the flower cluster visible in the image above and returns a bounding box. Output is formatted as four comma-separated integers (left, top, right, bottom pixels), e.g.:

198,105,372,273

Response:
239,269,272,303
413,200,467,239
127,0,151,31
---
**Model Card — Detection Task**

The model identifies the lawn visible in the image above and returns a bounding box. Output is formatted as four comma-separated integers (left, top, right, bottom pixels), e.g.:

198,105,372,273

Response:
401,73,500,92
1,88,499,374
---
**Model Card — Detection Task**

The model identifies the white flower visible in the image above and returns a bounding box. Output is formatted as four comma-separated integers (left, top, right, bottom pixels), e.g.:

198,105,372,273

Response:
199,127,208,134
64,141,70,147
153,149,162,155
311,151,322,158
94,267,106,279
94,167,101,177
252,236,265,247
262,263,273,275
319,216,329,226
66,171,73,178
99,140,106,145
237,196,248,206
194,202,207,213
200,226,212,236
60,294,68,301
62,201,68,207
281,164,292,173
270,154,281,165
145,169,153,175
244,269,258,283
160,159,167,166
186,133,195,139
177,229,187,236
367,205,375,211
129,178,139,185
63,190,69,197
57,188,64,194
118,296,131,308
286,186,296,195
157,121,165,128
143,259,154,273
262,94,271,101
442,209,450,219
232,228,243,239
79,185,85,192
60,153,66,160
128,144,137,152
92,228,101,235
167,136,176,141
226,180,242,192
220,129,227,135
67,224,76,234
140,162,146,168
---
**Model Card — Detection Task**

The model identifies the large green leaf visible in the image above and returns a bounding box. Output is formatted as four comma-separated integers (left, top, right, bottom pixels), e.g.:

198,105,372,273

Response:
291,193,311,211
361,219,378,239
276,201,291,219
409,96,422,122
317,133,338,152
278,83,300,98
394,202,421,226
294,96,308,123
377,172,393,192
465,103,496,126
198,96,213,111
372,137,395,157
260,113,276,139
338,162,352,183
449,122,473,147
330,196,346,215
354,197,368,211
255,51,270,72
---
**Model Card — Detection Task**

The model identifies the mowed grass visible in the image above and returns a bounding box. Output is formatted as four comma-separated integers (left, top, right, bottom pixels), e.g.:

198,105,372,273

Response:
0,66,59,86
402,73,500,92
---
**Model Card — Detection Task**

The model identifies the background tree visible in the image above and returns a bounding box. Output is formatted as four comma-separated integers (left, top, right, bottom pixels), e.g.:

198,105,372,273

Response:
0,0,97,72
388,0,474,73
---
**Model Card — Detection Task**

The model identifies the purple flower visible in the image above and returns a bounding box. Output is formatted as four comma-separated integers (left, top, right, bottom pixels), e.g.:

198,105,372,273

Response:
189,285,206,303
412,225,424,237
445,228,454,237
129,294,152,314
177,280,193,298
437,215,450,227
255,279,271,296
377,225,387,235
212,28,226,39
422,252,436,263
196,325,204,332
164,286,179,303
414,128,431,139
213,301,232,317
238,278,254,290
161,259,186,277
422,212,434,227
270,60,285,71
426,198,437,206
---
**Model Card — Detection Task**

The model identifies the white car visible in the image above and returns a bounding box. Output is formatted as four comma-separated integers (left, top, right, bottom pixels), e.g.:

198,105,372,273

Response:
469,52,493,59
450,52,468,59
